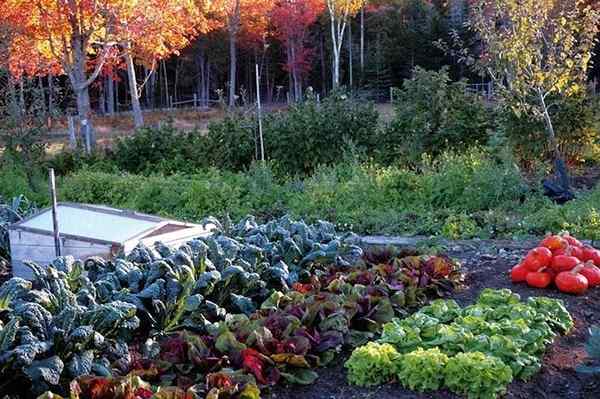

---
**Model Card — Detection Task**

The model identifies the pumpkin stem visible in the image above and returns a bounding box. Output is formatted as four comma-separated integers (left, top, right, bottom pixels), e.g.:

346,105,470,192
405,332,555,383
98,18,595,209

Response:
571,264,585,274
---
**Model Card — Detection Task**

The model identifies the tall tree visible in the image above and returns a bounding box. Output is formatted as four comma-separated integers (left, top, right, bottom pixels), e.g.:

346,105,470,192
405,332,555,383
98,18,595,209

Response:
221,0,273,107
470,0,599,196
117,0,213,127
325,0,365,88
3,0,122,148
272,0,324,101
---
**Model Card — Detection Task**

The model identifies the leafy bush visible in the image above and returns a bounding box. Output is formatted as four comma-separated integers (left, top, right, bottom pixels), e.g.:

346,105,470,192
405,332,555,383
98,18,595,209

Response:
345,342,400,387
46,150,117,176
107,92,379,176
0,195,36,266
395,347,449,392
0,155,47,204
263,91,379,174
3,149,599,240
444,352,513,399
381,67,491,163
499,95,599,165
111,124,209,174
203,114,258,171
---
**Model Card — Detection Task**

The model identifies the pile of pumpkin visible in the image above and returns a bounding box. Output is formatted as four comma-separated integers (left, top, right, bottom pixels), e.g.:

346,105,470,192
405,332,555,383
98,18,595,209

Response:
511,233,600,295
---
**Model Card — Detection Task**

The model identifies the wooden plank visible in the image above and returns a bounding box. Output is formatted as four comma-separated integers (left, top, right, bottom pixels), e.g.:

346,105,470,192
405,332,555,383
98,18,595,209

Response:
359,236,425,247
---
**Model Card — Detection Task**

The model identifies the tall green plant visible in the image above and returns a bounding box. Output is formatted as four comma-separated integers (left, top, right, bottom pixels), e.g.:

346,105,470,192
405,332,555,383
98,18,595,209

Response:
383,67,490,163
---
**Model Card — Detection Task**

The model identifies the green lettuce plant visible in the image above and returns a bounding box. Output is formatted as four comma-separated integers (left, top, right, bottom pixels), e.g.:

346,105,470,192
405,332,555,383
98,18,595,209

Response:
395,347,448,392
344,342,400,387
444,352,513,399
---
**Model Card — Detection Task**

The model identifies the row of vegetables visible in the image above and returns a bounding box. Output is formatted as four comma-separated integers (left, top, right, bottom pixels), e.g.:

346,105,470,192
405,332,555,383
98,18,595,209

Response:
345,289,573,399
0,216,463,398
511,233,600,294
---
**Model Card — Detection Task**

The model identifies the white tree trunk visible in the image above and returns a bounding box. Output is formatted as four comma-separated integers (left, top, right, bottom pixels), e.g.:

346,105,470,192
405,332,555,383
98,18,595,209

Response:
125,48,144,128
360,6,365,76
229,31,238,107
348,21,353,88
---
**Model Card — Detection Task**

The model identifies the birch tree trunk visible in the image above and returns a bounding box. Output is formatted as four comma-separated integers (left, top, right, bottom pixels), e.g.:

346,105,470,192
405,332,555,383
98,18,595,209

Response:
360,6,365,77
125,47,144,128
229,31,238,107
327,2,349,89
348,21,353,88
330,15,341,88
162,60,169,108
228,0,240,108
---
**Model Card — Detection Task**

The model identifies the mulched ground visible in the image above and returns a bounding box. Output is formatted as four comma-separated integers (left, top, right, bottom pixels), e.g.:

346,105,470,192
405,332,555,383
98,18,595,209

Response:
265,240,600,399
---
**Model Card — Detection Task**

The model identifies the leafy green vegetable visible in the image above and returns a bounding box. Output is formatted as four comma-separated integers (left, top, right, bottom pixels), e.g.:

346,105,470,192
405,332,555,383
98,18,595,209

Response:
477,288,520,308
444,352,512,399
345,342,400,387
526,297,574,334
420,299,461,323
1,215,465,398
395,347,448,392
359,289,573,395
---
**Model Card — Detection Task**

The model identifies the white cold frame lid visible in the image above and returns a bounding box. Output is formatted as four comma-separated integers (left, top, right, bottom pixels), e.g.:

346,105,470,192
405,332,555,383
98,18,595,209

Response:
16,203,167,244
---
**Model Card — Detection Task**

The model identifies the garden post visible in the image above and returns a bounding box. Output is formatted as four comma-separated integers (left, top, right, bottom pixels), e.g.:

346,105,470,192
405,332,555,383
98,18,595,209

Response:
256,64,265,162
48,168,61,257
68,116,77,149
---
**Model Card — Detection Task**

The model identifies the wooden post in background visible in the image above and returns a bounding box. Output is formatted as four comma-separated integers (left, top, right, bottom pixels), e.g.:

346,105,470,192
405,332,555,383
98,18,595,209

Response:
255,64,265,162
68,117,77,149
82,119,91,154
48,168,61,257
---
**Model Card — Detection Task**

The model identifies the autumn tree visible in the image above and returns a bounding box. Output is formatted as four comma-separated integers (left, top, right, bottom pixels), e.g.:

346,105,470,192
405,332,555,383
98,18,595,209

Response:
221,0,274,107
3,0,123,148
470,0,599,197
272,0,324,101
325,0,365,88
116,0,213,127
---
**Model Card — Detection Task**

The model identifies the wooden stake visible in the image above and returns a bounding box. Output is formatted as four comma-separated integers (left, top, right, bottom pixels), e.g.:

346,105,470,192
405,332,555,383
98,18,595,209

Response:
68,116,76,149
48,168,61,257
82,119,91,155
255,64,265,162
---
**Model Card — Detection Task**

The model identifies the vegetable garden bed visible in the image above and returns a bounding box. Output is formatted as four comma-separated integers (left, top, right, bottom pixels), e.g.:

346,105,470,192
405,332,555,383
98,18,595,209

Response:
266,240,600,399
0,216,463,399
0,216,597,398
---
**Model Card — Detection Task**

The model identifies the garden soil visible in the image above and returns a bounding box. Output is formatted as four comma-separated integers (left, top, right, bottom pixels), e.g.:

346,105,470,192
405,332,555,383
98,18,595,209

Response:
265,240,600,399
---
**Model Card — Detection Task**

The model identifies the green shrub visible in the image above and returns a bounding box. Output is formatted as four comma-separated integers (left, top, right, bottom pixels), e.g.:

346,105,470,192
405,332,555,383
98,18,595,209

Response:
203,114,258,171
46,150,118,176
111,123,209,174
382,67,491,163
108,93,379,176
0,155,47,204
3,148,598,240
264,91,379,174
499,95,600,165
